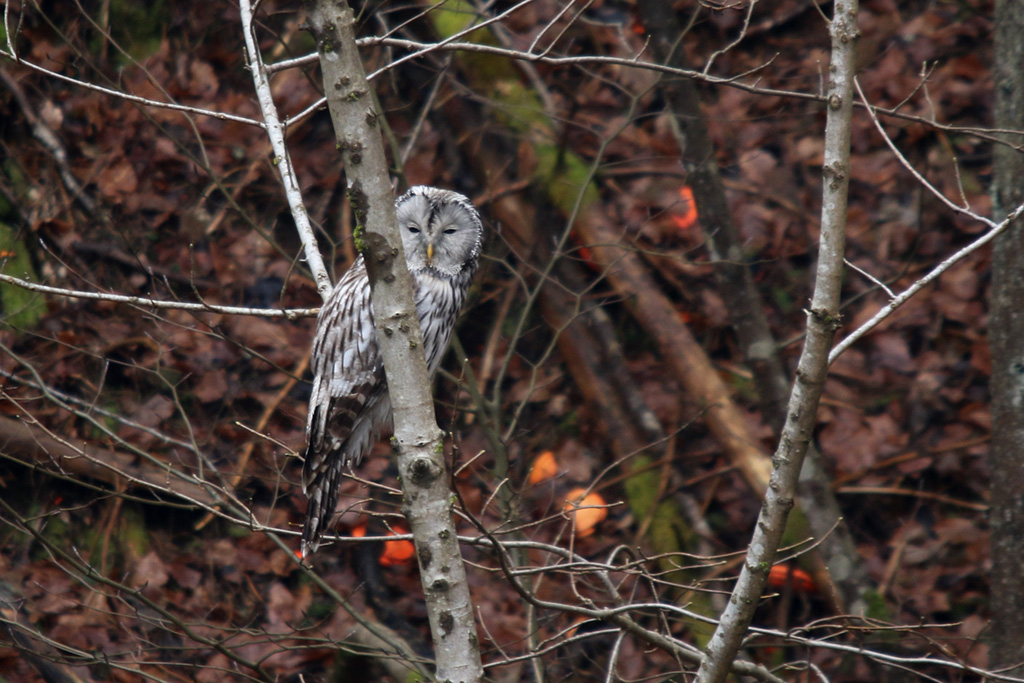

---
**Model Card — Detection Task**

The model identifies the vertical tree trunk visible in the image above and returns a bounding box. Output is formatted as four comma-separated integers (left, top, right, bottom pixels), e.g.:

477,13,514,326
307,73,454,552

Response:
694,0,858,677
635,0,869,616
989,0,1024,672
303,3,484,680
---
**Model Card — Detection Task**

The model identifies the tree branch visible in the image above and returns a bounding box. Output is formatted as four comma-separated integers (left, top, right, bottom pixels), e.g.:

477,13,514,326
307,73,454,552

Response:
828,78,1024,364
238,0,331,301
0,272,317,318
636,0,869,616
695,1,859,680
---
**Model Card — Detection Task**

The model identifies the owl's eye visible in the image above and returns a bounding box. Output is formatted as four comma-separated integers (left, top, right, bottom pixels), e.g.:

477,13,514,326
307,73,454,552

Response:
408,226,421,234
443,228,457,234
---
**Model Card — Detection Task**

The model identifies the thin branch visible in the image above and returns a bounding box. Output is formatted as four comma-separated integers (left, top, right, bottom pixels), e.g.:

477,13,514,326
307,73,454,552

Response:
854,78,991,224
356,35,1024,148
823,77,1024,363
6,28,1019,156
363,0,540,82
843,258,895,298
0,69,97,214
238,0,331,300
0,367,201,455
702,0,758,76
0,271,317,318
0,49,263,127
829,201,1024,364
0,497,276,682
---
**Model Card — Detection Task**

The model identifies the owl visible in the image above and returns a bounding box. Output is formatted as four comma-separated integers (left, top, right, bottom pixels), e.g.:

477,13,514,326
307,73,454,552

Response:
300,186,484,557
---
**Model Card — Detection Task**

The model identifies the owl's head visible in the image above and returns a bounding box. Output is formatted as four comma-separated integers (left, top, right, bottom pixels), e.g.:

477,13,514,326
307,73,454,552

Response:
396,186,483,277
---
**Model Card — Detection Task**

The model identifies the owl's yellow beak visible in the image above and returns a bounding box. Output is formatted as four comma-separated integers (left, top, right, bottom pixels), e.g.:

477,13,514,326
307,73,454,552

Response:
426,242,434,263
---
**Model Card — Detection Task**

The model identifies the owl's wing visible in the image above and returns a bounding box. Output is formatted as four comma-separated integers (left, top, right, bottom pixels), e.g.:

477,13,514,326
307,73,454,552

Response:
301,258,388,555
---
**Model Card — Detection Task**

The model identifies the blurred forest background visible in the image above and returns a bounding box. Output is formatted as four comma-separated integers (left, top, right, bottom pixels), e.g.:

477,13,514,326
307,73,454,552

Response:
0,0,1004,681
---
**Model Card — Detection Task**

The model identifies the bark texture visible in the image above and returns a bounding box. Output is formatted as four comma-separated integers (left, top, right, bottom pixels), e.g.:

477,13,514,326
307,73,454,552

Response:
989,0,1024,672
304,3,483,680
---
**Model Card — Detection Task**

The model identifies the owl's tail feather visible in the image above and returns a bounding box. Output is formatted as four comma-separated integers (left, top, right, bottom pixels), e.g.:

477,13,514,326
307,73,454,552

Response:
300,444,344,558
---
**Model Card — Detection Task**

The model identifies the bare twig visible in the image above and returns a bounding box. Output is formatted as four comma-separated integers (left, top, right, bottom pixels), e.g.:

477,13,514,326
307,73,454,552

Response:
0,49,263,127
0,271,317,318
829,202,1023,364
0,412,220,508
702,0,758,76
238,0,331,300
0,69,97,214
843,258,895,298
825,78,1024,363
853,78,989,222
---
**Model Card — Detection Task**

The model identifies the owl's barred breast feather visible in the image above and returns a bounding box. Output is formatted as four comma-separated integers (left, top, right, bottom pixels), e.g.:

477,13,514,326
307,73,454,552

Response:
300,186,483,557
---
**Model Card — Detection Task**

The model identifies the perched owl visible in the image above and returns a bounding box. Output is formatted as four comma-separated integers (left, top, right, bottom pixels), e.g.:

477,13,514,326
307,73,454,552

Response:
301,186,484,557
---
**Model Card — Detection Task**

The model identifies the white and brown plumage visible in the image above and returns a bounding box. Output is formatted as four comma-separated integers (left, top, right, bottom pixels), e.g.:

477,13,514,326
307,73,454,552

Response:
301,186,483,557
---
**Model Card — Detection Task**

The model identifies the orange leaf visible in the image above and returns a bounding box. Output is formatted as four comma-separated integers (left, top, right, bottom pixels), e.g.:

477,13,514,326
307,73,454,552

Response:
566,615,588,638
672,185,699,230
766,564,817,594
528,450,559,485
568,230,601,271
563,488,608,538
379,527,415,567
